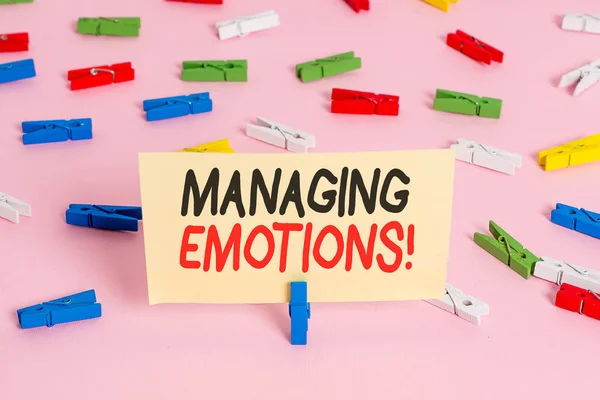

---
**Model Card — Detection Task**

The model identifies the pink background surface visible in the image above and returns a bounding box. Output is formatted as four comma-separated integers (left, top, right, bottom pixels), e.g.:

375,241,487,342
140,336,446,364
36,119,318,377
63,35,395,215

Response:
1,0,599,398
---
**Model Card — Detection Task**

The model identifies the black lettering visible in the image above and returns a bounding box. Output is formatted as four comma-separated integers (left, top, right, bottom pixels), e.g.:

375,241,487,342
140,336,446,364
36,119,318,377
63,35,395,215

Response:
249,169,281,216
181,169,219,217
307,169,338,213
220,171,246,217
279,171,305,218
338,167,349,217
380,169,410,213
348,168,380,215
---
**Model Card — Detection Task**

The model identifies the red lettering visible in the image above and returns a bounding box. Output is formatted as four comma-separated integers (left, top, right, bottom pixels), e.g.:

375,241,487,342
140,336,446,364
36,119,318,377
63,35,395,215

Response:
302,222,313,273
179,225,205,269
204,224,241,272
376,221,404,273
345,224,377,271
313,225,344,269
244,225,275,269
273,223,303,273
406,224,414,270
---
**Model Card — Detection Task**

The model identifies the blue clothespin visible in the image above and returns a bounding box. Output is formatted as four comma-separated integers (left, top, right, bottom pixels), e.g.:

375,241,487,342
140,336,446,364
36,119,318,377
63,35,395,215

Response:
143,92,213,121
289,281,310,345
17,290,102,329
66,204,142,231
22,118,93,145
0,58,36,84
551,203,600,240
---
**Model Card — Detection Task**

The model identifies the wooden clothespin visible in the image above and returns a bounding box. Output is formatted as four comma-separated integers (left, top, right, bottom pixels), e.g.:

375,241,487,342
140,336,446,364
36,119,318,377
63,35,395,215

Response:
66,204,142,231
180,139,235,153
534,256,600,294
0,58,35,84
538,133,600,171
143,93,212,121
559,59,600,95
246,117,315,153
296,51,361,82
0,32,29,52
0,192,31,223
22,118,93,145
424,284,489,325
434,89,502,118
181,60,247,82
422,0,458,12
555,283,600,321
451,138,521,175
17,290,102,329
446,30,503,65
216,10,279,40
68,62,134,90
0,0,33,4
551,203,600,240
77,17,141,37
331,88,399,116
289,282,310,345
562,14,600,34
344,0,369,12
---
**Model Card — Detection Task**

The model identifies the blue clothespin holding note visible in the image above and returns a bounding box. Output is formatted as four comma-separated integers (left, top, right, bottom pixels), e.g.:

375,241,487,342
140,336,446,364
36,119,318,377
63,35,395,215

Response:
289,281,310,345
22,118,92,145
143,92,213,121
551,203,600,240
66,204,142,231
17,290,102,329
0,58,35,84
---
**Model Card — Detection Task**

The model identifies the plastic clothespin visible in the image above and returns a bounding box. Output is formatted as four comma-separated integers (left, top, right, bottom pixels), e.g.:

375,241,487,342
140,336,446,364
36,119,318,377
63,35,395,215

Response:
216,10,279,40
166,0,222,3
559,58,600,96
534,256,600,294
451,138,522,175
446,30,503,65
66,204,142,231
17,290,102,329
0,58,35,84
551,203,600,240
289,282,310,345
0,0,33,4
181,60,247,82
555,283,600,321
295,51,361,83
0,32,29,52
422,0,458,12
433,89,502,118
180,138,234,153
538,133,600,171
143,93,212,121
562,14,600,34
246,117,315,153
0,192,31,223
67,62,134,90
474,220,539,279
331,88,399,116
77,17,141,37
424,284,489,325
345,0,369,13
21,118,92,145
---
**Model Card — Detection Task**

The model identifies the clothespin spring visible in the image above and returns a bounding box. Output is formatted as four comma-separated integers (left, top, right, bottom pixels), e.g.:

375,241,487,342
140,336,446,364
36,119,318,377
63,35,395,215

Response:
90,68,115,82
43,122,85,140
1,35,8,41
272,124,302,149
467,142,496,164
168,99,194,113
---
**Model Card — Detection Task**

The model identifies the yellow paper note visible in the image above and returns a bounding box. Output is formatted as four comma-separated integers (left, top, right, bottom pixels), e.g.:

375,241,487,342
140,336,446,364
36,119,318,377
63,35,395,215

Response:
138,150,455,304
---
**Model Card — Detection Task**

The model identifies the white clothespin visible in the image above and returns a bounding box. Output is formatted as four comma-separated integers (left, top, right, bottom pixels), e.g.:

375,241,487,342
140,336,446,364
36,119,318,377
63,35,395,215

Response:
216,10,280,40
534,256,600,293
562,14,600,34
451,138,522,175
424,284,489,326
0,192,31,224
246,117,315,153
559,58,600,96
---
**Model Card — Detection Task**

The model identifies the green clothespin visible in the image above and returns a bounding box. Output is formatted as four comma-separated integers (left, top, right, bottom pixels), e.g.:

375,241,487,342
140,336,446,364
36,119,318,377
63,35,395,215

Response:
77,17,141,37
0,0,33,3
295,51,361,83
433,89,502,119
474,221,539,279
181,60,247,82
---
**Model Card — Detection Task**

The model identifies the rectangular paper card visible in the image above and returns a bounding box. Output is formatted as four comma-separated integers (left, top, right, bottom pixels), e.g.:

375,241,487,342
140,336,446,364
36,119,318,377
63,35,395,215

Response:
138,150,455,304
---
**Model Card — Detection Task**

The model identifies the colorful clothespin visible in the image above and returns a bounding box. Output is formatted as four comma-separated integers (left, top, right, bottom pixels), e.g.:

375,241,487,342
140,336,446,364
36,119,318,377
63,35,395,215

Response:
296,51,361,83
166,0,222,3
143,93,212,121
538,133,600,171
562,14,600,34
0,58,35,84
66,204,142,231
22,118,92,145
0,32,29,52
422,0,458,12
246,117,315,153
344,0,369,12
451,138,521,175
0,192,31,224
77,17,140,37
558,59,600,96
555,283,600,320
474,220,539,279
0,0,33,4
17,290,102,329
446,30,503,65
68,62,134,90
181,60,247,82
534,256,600,294
551,203,600,240
180,138,234,153
424,284,489,325
289,282,310,345
216,10,279,40
433,89,502,118
331,88,399,116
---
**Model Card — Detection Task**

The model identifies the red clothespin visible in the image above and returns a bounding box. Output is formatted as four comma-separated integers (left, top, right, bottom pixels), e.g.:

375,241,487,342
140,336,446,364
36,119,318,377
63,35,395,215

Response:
166,0,222,3
555,283,600,320
331,88,399,116
345,0,369,12
67,62,135,90
0,32,29,52
446,30,503,65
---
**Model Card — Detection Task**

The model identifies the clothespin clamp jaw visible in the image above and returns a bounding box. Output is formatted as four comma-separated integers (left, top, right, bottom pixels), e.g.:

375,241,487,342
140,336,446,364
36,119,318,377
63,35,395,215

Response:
331,88,399,116
289,282,310,345
0,58,36,84
181,60,247,82
421,0,459,12
21,118,93,145
66,204,143,231
538,134,600,171
451,138,521,175
446,30,503,65
345,0,369,12
433,89,502,119
246,117,315,153
0,192,31,224
77,17,141,37
562,14,600,34
295,51,361,83
534,256,600,293
555,283,600,320
425,284,489,325
216,10,279,40
143,93,213,121
559,59,600,96
17,290,102,329
474,220,539,279
0,32,29,52
68,62,135,90
180,138,234,153
550,203,600,240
